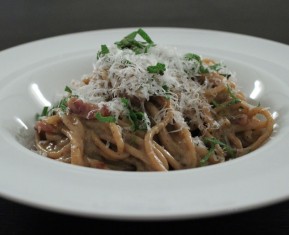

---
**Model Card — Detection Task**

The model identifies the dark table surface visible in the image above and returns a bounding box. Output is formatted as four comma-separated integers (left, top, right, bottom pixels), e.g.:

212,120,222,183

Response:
1,0,289,234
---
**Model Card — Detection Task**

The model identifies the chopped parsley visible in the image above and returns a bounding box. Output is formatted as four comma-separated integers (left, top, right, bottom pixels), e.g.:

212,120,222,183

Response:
137,28,154,44
115,28,155,54
200,137,236,165
121,98,148,131
200,145,215,166
199,63,224,74
184,52,227,75
64,86,72,93
199,65,209,74
226,85,241,106
58,97,69,112
35,106,50,120
97,44,110,59
184,53,201,62
95,112,116,123
211,85,241,109
210,100,220,108
147,62,166,75
220,73,231,79
162,85,171,99
209,63,222,71
35,86,77,120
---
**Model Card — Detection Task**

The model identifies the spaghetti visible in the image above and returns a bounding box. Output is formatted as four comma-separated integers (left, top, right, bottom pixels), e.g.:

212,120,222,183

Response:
34,29,274,171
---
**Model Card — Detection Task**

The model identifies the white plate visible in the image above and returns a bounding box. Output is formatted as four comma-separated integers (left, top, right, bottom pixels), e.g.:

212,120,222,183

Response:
0,28,289,220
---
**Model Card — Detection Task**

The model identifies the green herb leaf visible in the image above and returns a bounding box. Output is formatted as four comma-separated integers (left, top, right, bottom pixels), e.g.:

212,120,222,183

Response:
129,110,142,129
204,137,236,158
36,106,50,120
162,85,169,92
226,99,241,106
220,73,231,79
115,28,155,54
211,100,220,108
209,63,222,71
147,63,166,75
121,97,129,108
41,106,49,116
121,98,147,131
162,85,171,99
199,65,209,74
126,31,138,40
211,85,241,108
58,97,68,112
226,85,241,106
36,85,75,120
184,53,201,62
97,44,110,59
95,112,116,123
122,59,132,65
137,28,154,44
201,136,237,165
200,146,215,166
64,86,72,93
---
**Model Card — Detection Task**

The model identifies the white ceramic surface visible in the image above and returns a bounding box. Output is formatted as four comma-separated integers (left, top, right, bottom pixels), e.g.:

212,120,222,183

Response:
0,28,288,220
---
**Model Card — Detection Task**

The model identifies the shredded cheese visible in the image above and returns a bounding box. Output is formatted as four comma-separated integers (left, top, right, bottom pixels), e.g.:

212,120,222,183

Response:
71,44,232,130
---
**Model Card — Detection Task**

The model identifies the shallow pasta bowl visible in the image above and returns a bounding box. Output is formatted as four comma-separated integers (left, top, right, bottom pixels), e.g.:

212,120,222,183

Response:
0,27,289,220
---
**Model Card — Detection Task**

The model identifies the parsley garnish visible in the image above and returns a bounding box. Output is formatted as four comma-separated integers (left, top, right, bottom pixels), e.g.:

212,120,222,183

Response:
95,112,116,123
184,53,227,76
40,106,49,117
147,63,166,75
96,44,110,59
199,63,223,74
58,86,75,112
199,65,209,74
226,85,241,106
162,85,171,99
35,86,76,120
121,98,147,131
58,97,69,112
121,97,129,107
204,137,236,157
220,73,231,79
211,86,241,109
200,145,215,166
200,137,236,166
64,86,72,93
35,106,49,120
137,28,154,44
211,100,220,108
209,63,222,71
115,28,155,54
184,53,201,62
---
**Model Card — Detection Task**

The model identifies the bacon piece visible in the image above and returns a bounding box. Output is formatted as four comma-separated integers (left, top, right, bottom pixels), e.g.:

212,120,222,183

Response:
35,121,58,134
67,97,110,119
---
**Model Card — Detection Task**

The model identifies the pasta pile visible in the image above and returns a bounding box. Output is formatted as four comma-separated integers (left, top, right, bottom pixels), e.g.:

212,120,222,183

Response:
34,29,274,171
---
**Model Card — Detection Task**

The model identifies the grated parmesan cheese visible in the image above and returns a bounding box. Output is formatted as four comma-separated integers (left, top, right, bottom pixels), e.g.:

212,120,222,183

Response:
70,43,232,130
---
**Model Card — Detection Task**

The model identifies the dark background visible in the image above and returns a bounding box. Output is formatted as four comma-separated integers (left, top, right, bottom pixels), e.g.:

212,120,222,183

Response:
1,0,289,234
